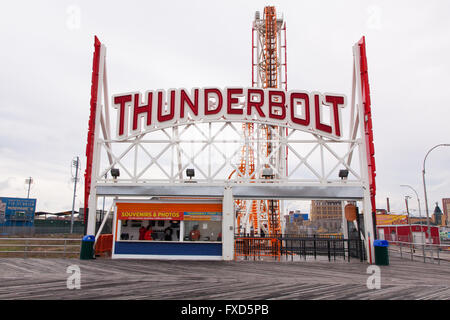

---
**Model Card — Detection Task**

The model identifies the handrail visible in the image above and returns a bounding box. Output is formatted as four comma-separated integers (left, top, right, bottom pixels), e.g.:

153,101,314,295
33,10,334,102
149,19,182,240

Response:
234,235,366,262
388,240,449,248
0,237,81,241
0,237,82,258
387,240,449,264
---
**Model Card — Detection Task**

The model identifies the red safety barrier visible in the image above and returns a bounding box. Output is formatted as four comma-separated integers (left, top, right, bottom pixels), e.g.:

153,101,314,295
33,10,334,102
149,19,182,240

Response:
95,234,113,257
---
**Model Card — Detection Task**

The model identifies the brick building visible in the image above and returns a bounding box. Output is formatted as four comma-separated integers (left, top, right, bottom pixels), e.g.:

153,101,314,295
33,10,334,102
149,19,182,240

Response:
442,198,450,227
310,200,342,220
309,200,343,233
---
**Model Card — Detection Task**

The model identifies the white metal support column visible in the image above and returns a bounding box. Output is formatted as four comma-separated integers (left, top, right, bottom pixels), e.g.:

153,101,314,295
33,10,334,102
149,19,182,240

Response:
222,186,235,261
341,201,349,238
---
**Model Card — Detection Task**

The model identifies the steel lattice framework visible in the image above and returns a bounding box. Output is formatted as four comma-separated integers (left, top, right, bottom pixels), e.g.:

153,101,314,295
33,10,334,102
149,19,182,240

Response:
234,7,288,237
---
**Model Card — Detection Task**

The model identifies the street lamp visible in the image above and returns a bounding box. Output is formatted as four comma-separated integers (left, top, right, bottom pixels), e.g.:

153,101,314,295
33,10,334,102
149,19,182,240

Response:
70,157,80,234
400,184,425,245
422,143,450,244
400,185,422,218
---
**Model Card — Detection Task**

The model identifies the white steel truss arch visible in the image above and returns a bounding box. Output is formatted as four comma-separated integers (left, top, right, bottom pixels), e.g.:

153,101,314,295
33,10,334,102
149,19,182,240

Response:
94,123,365,187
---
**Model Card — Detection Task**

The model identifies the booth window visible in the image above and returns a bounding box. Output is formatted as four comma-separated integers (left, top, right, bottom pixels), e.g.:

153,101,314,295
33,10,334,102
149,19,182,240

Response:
184,220,221,241
120,220,180,241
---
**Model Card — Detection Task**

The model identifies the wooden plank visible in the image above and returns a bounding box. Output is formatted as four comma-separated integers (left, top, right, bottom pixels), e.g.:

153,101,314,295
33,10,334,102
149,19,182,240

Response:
0,257,449,299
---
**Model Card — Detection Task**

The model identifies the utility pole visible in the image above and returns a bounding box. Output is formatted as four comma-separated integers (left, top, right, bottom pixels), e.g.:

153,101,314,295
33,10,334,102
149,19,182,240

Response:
70,157,80,234
400,184,425,246
405,195,413,256
405,195,410,223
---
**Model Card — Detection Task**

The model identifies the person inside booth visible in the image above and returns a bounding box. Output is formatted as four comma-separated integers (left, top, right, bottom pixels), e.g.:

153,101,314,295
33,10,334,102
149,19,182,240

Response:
139,224,147,240
189,225,201,241
144,225,153,240
164,226,173,241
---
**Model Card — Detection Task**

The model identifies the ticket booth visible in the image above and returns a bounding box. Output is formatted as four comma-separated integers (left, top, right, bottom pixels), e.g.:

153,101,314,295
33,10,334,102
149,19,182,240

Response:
112,200,224,260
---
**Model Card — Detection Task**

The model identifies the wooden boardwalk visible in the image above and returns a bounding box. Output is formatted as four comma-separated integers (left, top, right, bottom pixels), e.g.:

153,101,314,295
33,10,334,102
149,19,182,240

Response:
0,256,449,300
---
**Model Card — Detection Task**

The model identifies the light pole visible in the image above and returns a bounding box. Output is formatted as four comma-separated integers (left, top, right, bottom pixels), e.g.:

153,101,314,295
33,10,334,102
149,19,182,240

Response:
422,144,450,244
405,195,411,224
25,177,33,198
400,184,425,245
405,195,413,256
70,157,80,234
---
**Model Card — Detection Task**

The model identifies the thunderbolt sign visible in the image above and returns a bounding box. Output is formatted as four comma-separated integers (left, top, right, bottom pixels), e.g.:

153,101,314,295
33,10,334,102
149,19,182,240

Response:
112,87,346,140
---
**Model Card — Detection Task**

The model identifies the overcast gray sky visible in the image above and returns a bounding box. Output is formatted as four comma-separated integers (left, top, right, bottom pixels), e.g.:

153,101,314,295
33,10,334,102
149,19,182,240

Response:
1,0,449,216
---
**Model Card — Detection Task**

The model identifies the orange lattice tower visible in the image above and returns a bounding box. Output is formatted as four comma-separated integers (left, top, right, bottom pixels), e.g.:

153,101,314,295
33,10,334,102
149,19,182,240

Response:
262,6,282,236
234,6,287,236
234,122,259,235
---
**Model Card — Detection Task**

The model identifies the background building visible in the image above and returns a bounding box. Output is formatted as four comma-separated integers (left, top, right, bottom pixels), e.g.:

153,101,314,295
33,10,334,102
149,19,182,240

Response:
377,225,440,244
433,202,444,226
442,198,450,227
308,200,343,234
310,200,342,220
284,210,313,235
409,217,428,225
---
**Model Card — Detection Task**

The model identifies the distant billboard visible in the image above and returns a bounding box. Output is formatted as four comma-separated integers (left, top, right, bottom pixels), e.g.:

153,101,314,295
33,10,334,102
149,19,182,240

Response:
0,197,36,227
376,213,407,226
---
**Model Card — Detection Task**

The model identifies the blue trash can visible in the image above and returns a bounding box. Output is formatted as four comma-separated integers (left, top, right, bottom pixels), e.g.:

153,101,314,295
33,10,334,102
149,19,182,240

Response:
80,235,95,260
374,239,389,265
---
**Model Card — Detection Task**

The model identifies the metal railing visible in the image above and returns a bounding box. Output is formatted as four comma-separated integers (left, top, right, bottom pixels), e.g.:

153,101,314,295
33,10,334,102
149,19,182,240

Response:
0,225,85,236
280,235,365,262
234,234,366,262
0,238,81,258
235,236,281,260
379,234,441,246
387,240,450,265
0,220,111,236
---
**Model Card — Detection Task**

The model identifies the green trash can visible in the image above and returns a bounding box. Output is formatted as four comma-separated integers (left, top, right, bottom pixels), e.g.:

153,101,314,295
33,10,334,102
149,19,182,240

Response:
80,235,95,260
374,239,389,266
